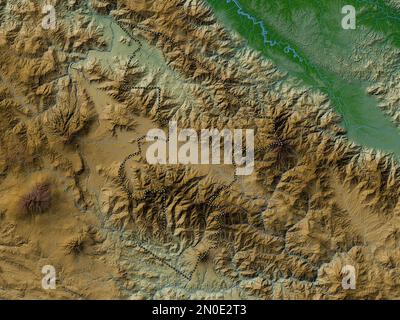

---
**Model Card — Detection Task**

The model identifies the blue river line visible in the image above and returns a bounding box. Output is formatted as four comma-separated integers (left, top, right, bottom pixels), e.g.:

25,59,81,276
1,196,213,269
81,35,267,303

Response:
222,0,400,156
226,0,303,62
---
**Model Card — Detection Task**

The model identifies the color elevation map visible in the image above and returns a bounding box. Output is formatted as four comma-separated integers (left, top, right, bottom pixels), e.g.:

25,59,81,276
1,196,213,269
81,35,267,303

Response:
0,0,400,301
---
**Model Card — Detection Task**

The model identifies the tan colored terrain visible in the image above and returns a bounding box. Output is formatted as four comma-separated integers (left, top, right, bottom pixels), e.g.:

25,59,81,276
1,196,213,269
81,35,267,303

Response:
0,0,399,299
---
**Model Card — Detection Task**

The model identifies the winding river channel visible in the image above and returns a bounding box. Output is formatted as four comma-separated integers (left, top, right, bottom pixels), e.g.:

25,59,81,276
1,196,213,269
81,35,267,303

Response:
210,0,400,157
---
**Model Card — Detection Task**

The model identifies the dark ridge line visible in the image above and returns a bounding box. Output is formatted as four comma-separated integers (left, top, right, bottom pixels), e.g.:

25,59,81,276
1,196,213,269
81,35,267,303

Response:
132,238,192,281
116,17,257,88
111,13,247,282
111,17,195,280
117,134,194,280
117,133,240,280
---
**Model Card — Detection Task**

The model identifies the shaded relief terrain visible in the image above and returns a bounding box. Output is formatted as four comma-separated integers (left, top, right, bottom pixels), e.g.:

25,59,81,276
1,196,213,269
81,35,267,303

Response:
0,0,399,299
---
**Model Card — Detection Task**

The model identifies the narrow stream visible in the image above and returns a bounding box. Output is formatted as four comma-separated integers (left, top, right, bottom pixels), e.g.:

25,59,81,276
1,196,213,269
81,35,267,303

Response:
211,0,400,157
